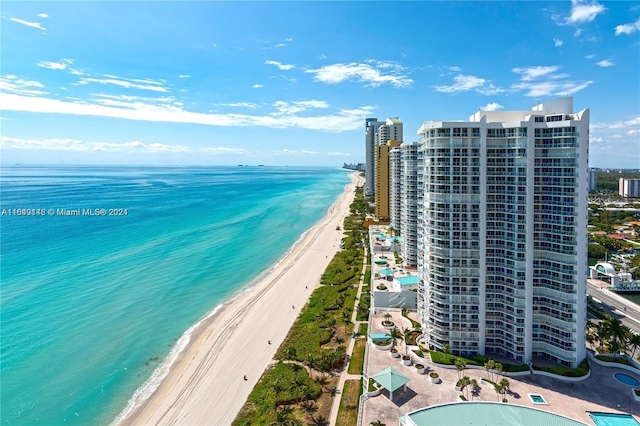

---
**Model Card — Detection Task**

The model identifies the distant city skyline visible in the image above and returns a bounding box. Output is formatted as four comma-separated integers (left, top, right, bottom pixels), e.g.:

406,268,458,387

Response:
1,1,638,167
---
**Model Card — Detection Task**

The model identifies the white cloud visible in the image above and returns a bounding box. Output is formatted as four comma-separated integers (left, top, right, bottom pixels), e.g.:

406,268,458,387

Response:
585,54,596,59
512,66,560,81
449,66,461,71
220,102,259,109
275,43,285,48
434,74,502,95
0,75,47,96
178,74,190,78
512,80,593,97
265,60,295,71
510,66,592,97
574,28,583,36
306,61,413,88
9,17,46,31
37,59,73,70
479,103,504,111
200,147,249,155
565,0,605,24
78,75,168,92
554,37,563,47
0,136,189,153
252,84,263,89
615,17,640,35
37,13,49,18
0,92,374,132
596,59,615,67
284,38,293,42
272,100,329,115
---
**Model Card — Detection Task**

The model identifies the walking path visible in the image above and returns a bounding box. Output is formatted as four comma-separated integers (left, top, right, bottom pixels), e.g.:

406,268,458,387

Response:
327,245,369,425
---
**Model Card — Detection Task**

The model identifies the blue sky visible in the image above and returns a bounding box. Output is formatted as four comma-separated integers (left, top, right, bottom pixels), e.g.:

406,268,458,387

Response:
1,1,639,167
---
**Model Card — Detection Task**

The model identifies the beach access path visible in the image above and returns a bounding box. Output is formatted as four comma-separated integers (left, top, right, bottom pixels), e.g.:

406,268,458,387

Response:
121,173,362,426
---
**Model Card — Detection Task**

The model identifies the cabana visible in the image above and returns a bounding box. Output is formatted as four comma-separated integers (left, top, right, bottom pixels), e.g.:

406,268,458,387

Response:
371,367,410,401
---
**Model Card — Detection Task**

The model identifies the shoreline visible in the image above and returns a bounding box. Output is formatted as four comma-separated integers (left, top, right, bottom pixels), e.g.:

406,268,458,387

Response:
118,172,362,425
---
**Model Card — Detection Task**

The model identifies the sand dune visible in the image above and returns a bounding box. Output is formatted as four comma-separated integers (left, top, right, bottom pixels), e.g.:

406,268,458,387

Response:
121,172,362,425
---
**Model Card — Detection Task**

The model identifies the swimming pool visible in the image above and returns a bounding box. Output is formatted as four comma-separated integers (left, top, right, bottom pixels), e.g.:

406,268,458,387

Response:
528,394,547,404
589,412,640,426
615,373,640,387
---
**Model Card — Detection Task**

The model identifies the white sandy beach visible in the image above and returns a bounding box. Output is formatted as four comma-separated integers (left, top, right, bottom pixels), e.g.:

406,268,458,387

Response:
121,172,362,426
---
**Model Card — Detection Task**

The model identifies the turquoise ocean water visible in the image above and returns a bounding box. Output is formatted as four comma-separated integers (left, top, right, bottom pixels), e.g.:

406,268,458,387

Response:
0,166,349,425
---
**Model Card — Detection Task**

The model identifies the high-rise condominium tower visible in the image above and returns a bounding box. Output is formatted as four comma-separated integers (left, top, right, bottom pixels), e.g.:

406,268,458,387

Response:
365,118,384,196
416,97,588,367
375,140,401,220
365,117,403,197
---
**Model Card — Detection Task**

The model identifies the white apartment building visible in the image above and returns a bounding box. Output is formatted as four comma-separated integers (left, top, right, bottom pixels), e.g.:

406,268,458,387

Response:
390,147,402,230
619,178,640,197
394,142,421,268
416,97,588,367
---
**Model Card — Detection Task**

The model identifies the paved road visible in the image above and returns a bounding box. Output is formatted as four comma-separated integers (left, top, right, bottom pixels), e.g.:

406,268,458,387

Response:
587,280,640,333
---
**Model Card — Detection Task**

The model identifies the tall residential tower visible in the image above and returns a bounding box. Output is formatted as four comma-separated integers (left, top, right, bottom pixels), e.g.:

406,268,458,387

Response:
416,97,588,367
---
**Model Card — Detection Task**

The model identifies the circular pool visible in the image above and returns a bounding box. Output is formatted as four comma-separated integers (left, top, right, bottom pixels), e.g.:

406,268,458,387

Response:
614,372,640,387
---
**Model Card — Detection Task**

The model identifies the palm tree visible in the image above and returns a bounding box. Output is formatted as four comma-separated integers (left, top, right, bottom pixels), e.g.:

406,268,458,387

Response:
461,376,471,399
484,359,495,380
629,333,640,359
357,303,369,320
402,327,413,356
602,315,628,357
494,382,503,401
309,415,330,426
390,327,403,348
314,374,329,390
298,400,317,419
455,359,467,380
469,378,479,401
499,378,510,400
495,362,503,379
384,312,392,323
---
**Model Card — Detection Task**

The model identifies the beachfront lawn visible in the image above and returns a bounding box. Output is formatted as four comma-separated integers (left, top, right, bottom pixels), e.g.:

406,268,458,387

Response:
348,338,366,375
336,380,360,426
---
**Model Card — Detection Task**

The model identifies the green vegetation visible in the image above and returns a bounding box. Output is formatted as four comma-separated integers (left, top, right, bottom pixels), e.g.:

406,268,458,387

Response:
430,350,529,372
348,339,366,375
233,362,322,425
595,355,635,367
363,267,371,285
596,171,640,193
401,308,421,330
336,380,360,426
358,322,368,337
587,315,640,360
459,395,467,401
356,285,370,321
532,358,590,377
368,377,377,392
430,351,488,367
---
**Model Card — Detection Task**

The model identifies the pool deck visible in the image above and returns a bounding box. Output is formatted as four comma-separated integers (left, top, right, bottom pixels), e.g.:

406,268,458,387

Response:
363,310,640,426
